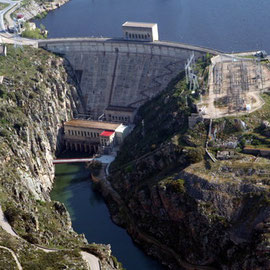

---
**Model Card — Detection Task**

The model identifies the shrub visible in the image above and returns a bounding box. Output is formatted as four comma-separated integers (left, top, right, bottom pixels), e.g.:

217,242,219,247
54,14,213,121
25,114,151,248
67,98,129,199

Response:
167,178,185,193
0,129,9,137
185,146,205,163
4,206,21,226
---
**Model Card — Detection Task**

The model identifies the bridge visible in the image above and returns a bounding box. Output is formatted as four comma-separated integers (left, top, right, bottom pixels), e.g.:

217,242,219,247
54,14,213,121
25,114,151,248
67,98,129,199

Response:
53,155,115,164
38,37,221,120
53,158,94,164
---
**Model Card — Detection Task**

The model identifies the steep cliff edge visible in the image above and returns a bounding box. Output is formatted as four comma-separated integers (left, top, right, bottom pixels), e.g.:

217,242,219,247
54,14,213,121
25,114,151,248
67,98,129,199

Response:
0,46,122,269
108,62,270,269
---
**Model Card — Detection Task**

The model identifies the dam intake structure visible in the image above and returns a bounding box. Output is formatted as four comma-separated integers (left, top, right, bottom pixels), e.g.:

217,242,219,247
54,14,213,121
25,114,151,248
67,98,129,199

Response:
38,37,220,121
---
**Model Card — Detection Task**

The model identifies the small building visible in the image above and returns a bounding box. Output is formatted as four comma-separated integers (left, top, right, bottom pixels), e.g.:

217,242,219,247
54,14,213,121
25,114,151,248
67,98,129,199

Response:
115,124,130,144
63,119,129,154
104,106,136,124
216,150,234,160
122,21,159,42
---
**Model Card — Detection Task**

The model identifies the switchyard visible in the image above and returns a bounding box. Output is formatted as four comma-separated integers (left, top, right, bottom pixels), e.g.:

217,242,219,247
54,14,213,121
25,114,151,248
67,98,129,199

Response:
199,54,270,118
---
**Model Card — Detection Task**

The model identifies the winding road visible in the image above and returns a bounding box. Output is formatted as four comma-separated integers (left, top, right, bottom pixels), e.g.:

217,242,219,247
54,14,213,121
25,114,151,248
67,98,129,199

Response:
0,205,101,269
0,245,23,270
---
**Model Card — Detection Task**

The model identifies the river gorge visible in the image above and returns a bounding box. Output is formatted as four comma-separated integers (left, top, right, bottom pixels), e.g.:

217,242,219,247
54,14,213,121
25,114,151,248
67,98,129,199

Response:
0,0,270,269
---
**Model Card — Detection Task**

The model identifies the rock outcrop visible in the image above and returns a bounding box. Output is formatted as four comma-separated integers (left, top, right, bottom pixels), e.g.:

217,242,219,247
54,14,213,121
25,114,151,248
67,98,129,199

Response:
0,45,121,269
107,67,270,269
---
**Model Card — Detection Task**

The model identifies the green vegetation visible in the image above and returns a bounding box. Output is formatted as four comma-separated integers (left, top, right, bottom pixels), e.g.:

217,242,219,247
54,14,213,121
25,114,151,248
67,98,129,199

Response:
112,55,211,170
112,72,195,170
0,3,8,10
34,11,48,19
211,92,270,155
21,22,47,39
184,146,205,163
0,230,87,270
160,175,186,193
111,255,126,270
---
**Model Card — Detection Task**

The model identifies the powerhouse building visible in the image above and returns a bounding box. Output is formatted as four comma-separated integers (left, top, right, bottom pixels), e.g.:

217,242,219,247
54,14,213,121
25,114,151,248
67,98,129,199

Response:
64,120,129,154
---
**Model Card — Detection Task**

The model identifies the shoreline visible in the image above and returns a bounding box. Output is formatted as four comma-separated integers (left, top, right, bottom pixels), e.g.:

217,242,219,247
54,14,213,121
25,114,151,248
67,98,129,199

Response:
5,0,70,30
92,163,216,270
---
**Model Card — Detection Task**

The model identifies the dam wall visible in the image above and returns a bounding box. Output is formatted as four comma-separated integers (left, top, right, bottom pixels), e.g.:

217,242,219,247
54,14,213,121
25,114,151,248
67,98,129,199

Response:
39,38,219,119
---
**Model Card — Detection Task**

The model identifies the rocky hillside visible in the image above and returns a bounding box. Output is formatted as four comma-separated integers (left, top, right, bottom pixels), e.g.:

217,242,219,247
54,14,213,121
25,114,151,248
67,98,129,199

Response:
0,46,122,269
108,59,270,269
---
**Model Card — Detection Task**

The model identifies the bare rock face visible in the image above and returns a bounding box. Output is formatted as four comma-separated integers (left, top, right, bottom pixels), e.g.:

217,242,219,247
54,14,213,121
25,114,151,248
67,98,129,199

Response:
0,46,121,269
109,139,270,269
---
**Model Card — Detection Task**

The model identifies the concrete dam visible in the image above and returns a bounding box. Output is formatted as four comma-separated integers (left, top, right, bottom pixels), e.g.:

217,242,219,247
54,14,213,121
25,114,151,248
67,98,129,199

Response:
38,37,219,121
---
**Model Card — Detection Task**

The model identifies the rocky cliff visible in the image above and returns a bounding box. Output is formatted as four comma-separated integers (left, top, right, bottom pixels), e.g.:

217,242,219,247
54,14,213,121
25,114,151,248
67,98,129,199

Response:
0,45,122,269
108,63,270,269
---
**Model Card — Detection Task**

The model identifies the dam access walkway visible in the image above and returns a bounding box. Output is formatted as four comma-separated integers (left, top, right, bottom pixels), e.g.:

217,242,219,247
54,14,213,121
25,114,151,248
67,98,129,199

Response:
53,155,115,164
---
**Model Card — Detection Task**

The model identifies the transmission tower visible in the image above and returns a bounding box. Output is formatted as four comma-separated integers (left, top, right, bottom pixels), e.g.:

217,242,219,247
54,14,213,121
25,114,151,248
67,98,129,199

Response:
185,53,199,92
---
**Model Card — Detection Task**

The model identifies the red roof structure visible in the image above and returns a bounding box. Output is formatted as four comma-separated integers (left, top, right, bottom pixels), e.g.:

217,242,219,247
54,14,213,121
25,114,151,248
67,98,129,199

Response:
100,131,114,137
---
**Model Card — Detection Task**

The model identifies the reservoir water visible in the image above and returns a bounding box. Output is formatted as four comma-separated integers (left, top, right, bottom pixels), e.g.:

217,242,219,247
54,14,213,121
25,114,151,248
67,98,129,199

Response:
35,0,270,53
51,162,165,270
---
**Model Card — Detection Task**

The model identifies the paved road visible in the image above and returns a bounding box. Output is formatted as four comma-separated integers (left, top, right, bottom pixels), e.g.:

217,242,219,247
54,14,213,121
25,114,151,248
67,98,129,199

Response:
81,251,100,270
0,0,19,32
0,205,101,269
38,37,221,55
0,245,23,270
0,205,18,238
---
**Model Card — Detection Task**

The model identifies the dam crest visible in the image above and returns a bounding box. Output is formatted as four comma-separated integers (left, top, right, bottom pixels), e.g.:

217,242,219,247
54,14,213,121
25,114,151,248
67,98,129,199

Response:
39,37,219,120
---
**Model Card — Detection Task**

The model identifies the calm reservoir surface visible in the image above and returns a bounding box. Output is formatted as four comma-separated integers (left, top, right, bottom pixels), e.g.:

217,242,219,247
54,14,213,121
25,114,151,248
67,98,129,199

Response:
35,0,270,53
51,162,165,270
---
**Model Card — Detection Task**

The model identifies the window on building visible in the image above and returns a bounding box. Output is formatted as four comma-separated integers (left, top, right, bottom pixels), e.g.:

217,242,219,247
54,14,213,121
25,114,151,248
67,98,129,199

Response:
132,34,134,38
129,33,131,38
135,34,138,39
126,32,128,37
94,133,96,138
